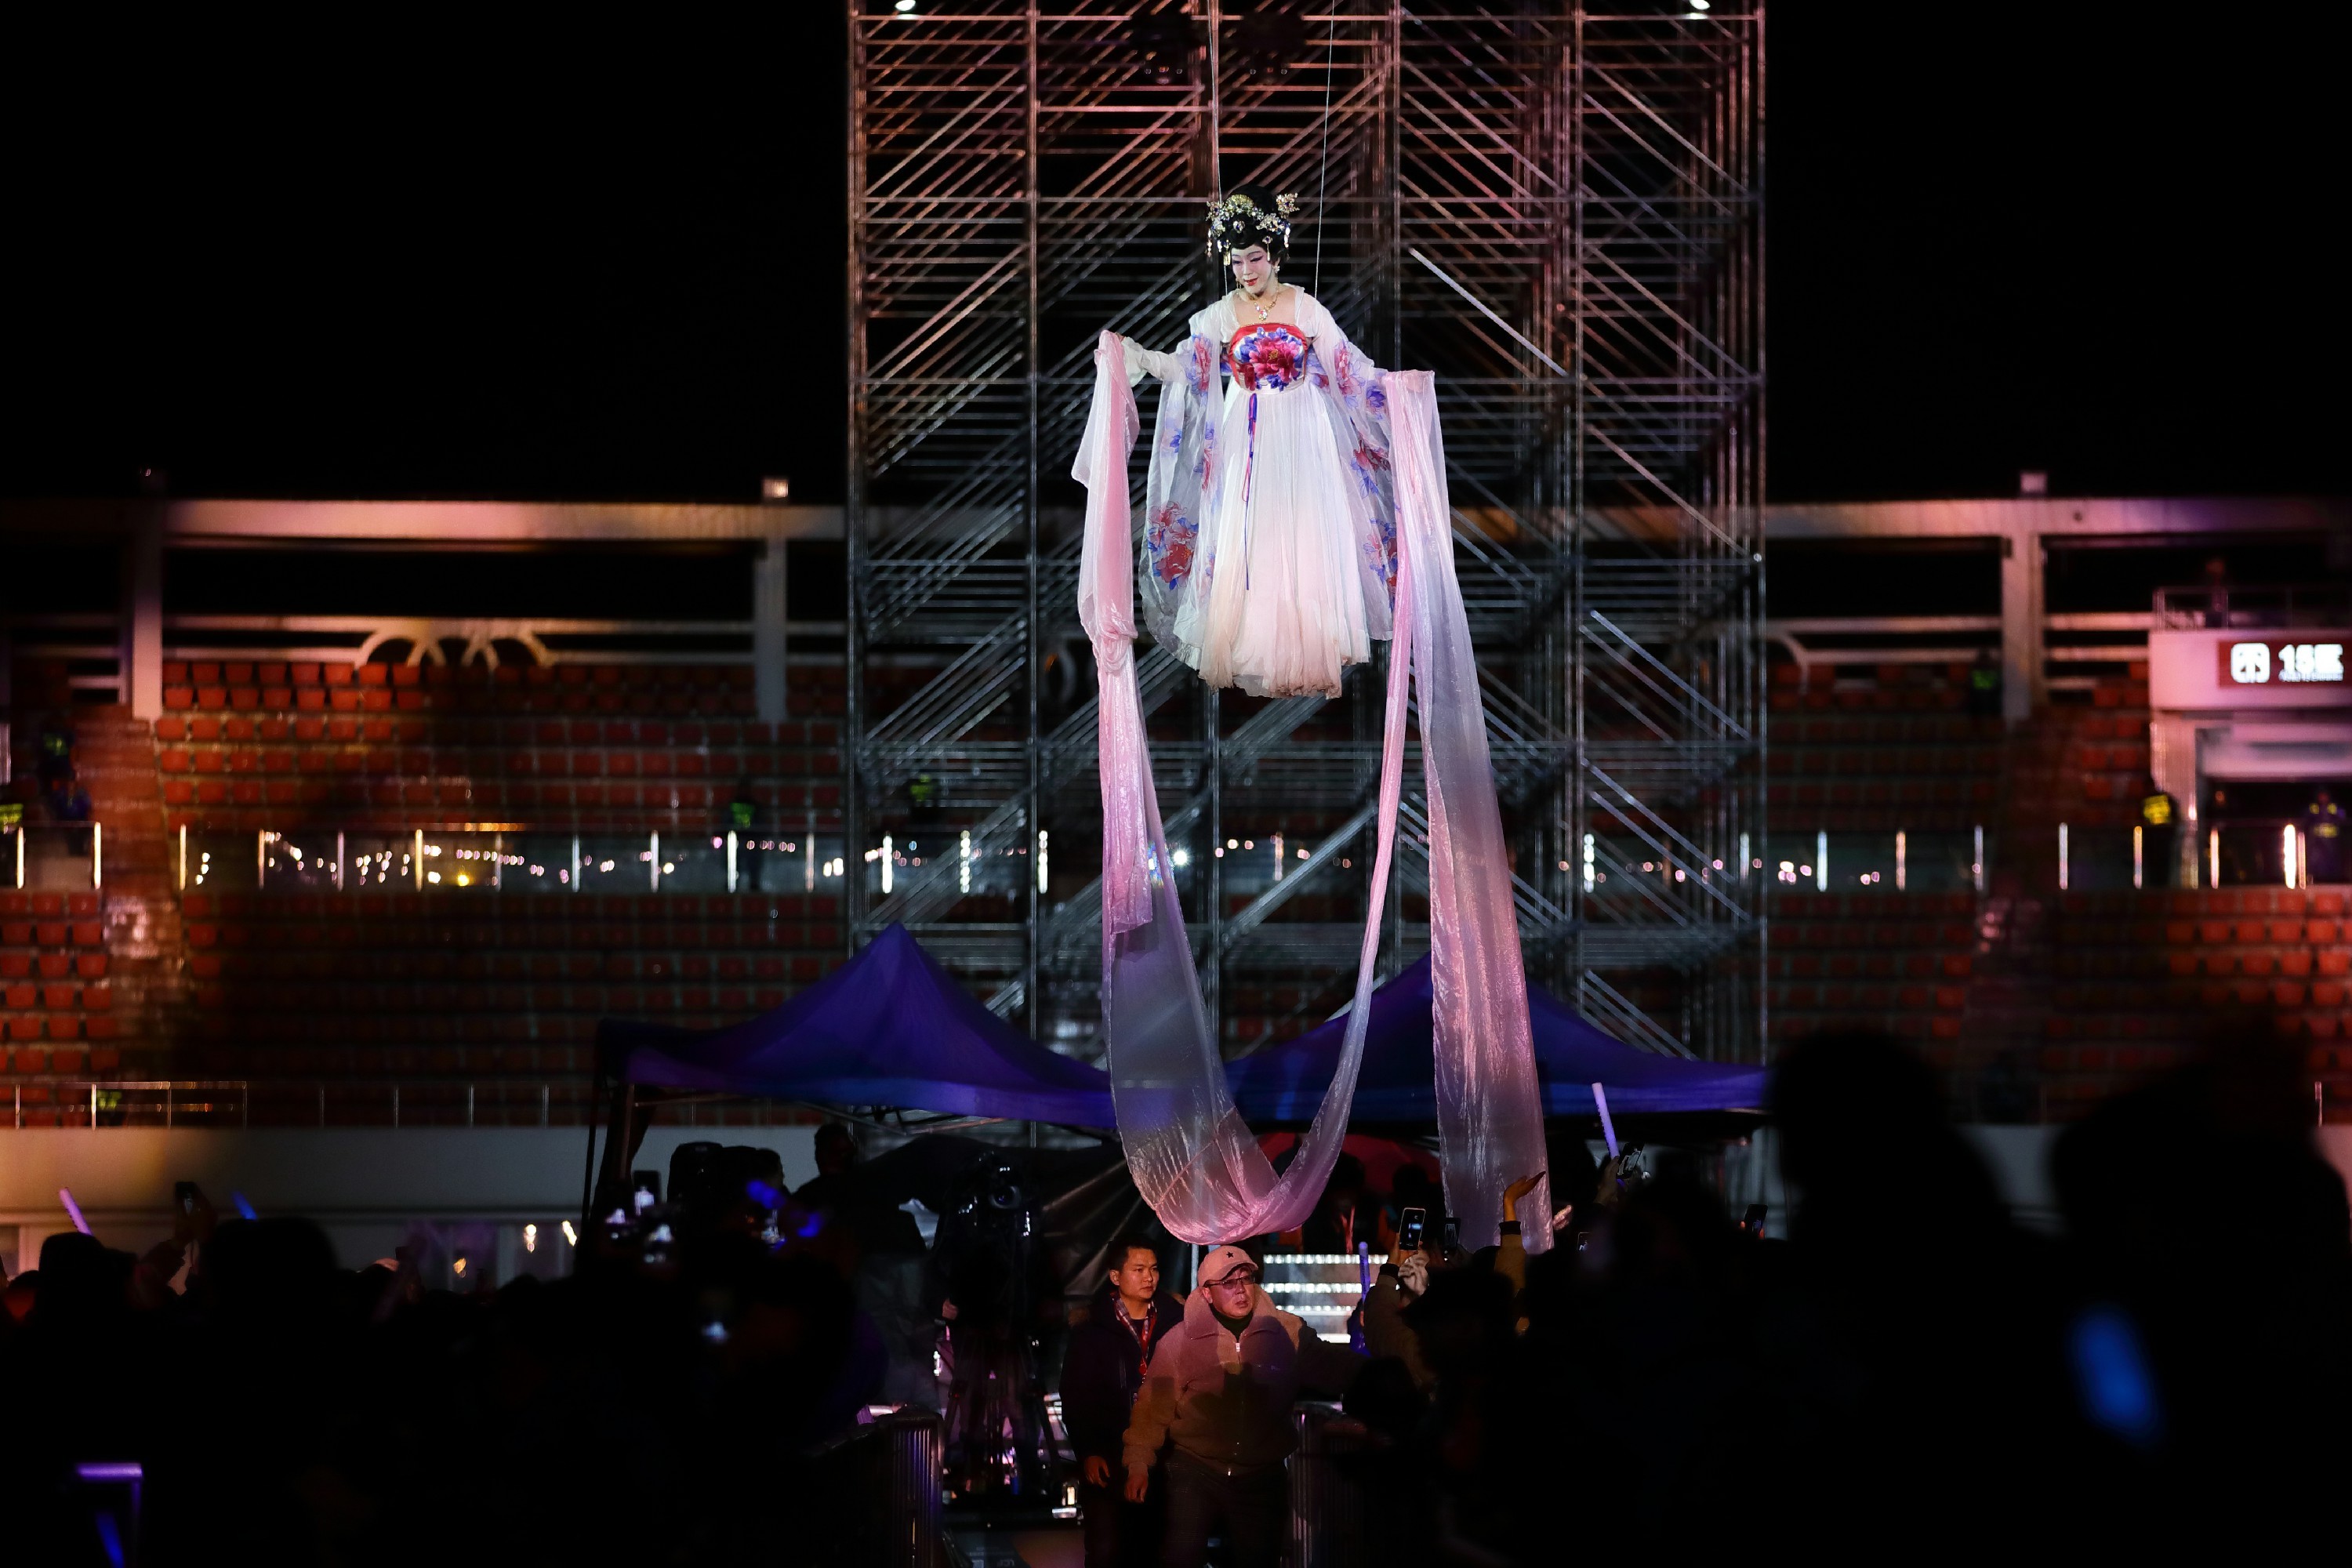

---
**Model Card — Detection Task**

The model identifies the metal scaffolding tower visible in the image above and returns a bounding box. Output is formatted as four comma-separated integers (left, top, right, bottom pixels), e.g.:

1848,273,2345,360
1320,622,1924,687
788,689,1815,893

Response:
847,1,1764,1062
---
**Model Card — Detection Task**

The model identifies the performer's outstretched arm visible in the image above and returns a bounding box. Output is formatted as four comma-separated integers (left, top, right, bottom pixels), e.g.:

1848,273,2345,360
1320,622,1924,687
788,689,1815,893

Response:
1116,335,1181,387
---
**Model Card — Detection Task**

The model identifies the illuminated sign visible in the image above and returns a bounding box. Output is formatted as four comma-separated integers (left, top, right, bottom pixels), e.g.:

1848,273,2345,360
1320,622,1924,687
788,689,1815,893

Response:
2220,640,2347,686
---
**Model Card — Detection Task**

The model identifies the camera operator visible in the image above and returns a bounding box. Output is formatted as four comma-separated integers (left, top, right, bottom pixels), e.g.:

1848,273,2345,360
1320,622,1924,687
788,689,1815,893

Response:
1121,1245,1367,1568
1062,1236,1183,1568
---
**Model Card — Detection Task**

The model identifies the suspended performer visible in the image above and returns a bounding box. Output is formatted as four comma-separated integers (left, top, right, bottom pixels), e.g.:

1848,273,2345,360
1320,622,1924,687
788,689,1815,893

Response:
1112,186,1400,699
1075,191,1548,1260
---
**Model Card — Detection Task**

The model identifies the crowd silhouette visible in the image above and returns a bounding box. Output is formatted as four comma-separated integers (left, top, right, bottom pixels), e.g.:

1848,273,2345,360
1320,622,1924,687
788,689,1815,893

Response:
3,1030,2346,1563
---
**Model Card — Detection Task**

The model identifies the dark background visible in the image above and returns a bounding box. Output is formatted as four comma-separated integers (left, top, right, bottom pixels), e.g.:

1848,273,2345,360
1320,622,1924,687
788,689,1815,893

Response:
2,6,2342,506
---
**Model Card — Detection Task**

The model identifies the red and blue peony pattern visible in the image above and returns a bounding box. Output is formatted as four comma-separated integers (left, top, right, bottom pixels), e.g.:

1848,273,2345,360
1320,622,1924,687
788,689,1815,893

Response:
1146,503,1196,590
1225,323,1310,391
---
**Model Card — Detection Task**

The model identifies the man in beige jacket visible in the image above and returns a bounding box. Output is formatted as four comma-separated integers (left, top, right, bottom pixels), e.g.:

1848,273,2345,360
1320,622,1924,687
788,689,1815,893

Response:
1121,1245,1367,1568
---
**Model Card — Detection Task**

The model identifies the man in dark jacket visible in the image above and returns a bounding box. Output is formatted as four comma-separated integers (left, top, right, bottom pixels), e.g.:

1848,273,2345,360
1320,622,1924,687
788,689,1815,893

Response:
1062,1236,1182,1568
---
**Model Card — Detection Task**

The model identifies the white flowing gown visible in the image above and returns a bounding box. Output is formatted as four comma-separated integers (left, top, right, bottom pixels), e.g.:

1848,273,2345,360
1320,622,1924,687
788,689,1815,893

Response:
1127,290,1395,699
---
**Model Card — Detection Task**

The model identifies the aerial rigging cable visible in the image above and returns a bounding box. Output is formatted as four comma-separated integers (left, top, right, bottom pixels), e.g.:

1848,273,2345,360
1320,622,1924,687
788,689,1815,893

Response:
1312,3,1338,295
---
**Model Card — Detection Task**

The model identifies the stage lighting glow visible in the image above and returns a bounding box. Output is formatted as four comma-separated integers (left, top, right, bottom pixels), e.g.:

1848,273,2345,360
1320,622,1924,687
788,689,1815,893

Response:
1171,848,1190,867
524,1224,538,1253
895,0,916,10
561,1221,579,1247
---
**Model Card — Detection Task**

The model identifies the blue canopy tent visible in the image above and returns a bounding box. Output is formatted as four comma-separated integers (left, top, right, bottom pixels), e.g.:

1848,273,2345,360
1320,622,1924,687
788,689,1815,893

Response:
605,923,1116,1125
584,925,1114,1218
1223,955,1769,1122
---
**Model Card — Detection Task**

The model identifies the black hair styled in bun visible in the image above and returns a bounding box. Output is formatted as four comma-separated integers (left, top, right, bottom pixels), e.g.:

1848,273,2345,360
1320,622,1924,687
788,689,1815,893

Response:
1206,183,1298,268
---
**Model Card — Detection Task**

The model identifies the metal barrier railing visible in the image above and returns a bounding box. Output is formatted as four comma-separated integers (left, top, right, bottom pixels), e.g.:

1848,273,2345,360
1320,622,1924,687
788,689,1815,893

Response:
808,1409,946,1567
3,819,102,891
13,1080,249,1130
8,1080,601,1131
10,1081,248,1128
1290,1403,1379,1568
180,826,853,897
5,1078,865,1131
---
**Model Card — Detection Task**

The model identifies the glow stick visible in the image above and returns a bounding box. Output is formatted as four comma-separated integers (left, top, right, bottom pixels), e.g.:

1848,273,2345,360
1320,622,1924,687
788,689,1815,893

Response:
232,1192,258,1221
1591,1083,1620,1160
1351,1241,1372,1355
60,1187,92,1235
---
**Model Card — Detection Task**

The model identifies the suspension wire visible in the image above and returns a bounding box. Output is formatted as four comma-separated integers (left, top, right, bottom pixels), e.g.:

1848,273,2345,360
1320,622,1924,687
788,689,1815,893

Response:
1312,2,1338,296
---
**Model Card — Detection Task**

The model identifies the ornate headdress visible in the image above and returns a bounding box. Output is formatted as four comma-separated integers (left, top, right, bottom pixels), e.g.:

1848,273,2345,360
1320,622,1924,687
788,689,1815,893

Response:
1206,187,1300,264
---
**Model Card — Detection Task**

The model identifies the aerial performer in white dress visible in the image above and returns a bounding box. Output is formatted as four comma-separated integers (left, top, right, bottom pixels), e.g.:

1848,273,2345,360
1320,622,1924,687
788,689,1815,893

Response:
1112,186,1400,699
1074,185,1550,1254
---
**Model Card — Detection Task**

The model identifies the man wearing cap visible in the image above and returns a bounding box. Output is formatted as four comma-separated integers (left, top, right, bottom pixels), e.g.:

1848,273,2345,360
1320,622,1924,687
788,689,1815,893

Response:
1121,1244,1368,1568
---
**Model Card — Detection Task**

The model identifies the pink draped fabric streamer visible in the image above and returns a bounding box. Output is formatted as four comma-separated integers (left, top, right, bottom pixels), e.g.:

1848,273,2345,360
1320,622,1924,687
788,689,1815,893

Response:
1386,376,1552,1252
1076,334,1549,1250
1074,333,1152,937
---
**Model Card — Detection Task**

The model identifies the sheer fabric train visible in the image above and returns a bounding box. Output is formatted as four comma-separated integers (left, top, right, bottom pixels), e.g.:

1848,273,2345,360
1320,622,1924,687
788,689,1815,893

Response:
1076,331,1551,1250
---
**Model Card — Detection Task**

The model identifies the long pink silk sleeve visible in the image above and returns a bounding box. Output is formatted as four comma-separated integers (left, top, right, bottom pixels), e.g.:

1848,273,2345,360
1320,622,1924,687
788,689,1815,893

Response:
1074,335,1547,1250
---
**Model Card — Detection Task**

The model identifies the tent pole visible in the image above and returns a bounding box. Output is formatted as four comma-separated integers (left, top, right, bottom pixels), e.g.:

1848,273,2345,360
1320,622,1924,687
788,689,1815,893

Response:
614,1086,638,1205
579,1055,604,1229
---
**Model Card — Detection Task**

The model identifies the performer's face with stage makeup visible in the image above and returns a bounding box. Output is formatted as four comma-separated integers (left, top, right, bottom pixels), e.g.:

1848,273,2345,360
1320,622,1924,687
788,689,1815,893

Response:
1229,244,1278,296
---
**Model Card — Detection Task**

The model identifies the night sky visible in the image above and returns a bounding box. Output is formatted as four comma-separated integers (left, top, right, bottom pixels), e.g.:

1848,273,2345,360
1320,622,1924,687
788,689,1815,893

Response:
3,7,2342,506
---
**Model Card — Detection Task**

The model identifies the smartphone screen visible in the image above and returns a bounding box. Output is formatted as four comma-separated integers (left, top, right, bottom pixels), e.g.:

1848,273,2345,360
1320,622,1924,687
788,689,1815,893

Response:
631,1171,661,1213
1396,1206,1427,1253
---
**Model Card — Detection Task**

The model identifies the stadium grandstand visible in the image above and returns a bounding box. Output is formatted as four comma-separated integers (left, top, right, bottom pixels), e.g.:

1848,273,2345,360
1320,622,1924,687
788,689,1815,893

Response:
5,492,2352,1156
